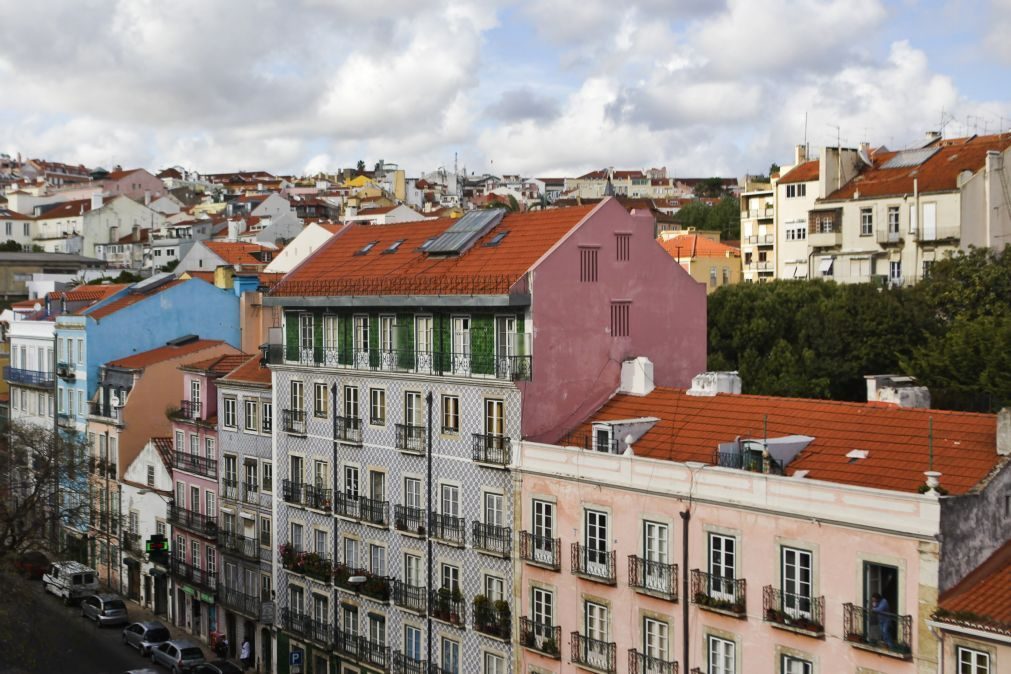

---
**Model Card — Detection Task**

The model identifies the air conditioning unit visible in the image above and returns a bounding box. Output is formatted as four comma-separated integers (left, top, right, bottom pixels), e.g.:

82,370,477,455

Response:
57,365,71,377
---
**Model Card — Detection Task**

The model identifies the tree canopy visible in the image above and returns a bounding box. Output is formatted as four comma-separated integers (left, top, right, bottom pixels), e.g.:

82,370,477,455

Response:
674,196,741,240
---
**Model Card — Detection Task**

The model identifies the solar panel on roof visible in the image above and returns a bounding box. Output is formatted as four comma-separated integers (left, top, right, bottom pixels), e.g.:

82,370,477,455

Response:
425,209,506,255
880,147,940,169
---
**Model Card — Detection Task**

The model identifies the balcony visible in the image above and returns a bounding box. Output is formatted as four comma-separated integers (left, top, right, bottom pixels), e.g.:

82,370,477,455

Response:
218,530,260,562
88,456,117,479
168,504,218,538
57,412,76,428
176,399,202,420
279,544,333,583
843,603,912,659
570,632,617,674
520,618,561,659
429,587,466,627
336,415,363,444
472,522,511,557
691,569,746,618
334,629,390,671
220,585,261,618
520,531,561,570
221,478,239,501
394,505,427,537
169,558,216,592
808,230,842,248
742,207,774,220
334,565,391,602
242,481,259,504
744,260,774,271
281,607,331,647
915,225,961,243
471,434,512,467
87,401,121,422
712,450,783,475
429,513,465,547
281,480,332,511
392,580,427,613
395,423,425,455
281,409,306,435
628,556,678,601
122,532,142,555
763,586,825,637
351,495,390,527
391,651,426,674
875,229,903,246
745,233,775,244
3,366,55,389
172,450,217,479
266,343,533,382
629,650,678,674
571,544,616,585
472,595,511,640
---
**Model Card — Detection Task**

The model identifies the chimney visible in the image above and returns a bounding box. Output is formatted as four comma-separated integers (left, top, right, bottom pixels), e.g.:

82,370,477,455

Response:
998,408,1010,456
132,225,141,242
795,144,807,165
865,374,930,408
687,371,742,397
144,190,151,205
227,219,240,241
619,357,654,397
924,131,942,144
91,191,103,211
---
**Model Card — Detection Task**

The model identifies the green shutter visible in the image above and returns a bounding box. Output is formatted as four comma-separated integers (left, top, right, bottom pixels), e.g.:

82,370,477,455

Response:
284,311,299,360
338,314,351,365
313,312,323,364
368,313,379,368
471,314,494,375
397,313,414,369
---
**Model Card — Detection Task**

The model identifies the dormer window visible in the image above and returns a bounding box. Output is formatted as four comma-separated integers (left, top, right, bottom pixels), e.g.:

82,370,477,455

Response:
592,424,613,453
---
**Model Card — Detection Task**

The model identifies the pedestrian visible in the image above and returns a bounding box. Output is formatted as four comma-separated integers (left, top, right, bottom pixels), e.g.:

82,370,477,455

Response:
240,637,252,671
871,593,895,650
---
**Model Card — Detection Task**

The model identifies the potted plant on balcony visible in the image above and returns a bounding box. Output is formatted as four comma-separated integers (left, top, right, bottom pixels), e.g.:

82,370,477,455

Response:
333,563,350,587
473,594,491,630
494,600,511,638
450,587,464,625
435,587,452,621
522,628,536,649
363,574,390,601
279,542,296,569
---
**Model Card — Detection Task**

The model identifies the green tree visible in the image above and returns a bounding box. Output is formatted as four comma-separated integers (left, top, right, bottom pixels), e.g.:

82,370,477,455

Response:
0,240,22,252
706,196,741,240
356,159,366,173
692,177,728,198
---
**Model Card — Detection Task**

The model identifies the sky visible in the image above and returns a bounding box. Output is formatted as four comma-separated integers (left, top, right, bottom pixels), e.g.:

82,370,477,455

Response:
1,0,1010,179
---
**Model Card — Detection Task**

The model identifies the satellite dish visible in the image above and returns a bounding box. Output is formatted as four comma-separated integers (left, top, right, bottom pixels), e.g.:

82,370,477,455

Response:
858,147,874,167
33,303,42,312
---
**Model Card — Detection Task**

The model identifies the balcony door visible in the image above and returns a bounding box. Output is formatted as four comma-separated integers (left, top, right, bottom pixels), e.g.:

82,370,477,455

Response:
190,379,201,408
379,315,396,370
585,510,608,573
643,521,669,593
415,316,433,373
782,547,813,619
709,533,736,601
451,316,470,375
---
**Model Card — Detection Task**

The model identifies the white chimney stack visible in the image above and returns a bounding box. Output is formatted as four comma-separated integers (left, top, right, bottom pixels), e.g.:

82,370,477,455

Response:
997,408,1010,457
687,371,742,397
795,144,807,165
90,191,103,211
619,357,654,397
227,219,240,241
865,375,930,409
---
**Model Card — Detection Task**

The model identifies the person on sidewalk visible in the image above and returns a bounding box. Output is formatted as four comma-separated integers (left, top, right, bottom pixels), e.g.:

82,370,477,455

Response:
240,637,252,671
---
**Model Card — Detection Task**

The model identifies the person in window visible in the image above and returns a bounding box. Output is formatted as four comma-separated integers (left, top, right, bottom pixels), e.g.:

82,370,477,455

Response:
871,593,895,650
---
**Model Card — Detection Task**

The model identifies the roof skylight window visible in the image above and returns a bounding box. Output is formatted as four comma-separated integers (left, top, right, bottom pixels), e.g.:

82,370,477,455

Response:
419,238,436,251
382,239,405,254
355,241,379,255
484,230,510,247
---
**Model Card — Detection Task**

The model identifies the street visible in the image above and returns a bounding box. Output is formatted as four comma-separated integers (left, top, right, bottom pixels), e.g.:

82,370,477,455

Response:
0,572,171,674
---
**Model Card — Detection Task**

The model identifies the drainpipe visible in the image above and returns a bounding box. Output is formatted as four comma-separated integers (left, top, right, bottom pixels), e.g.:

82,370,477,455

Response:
330,382,338,650
679,509,690,672
425,391,434,669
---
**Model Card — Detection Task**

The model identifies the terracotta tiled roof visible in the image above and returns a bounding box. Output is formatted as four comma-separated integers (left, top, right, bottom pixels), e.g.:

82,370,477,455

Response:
272,204,597,297
0,207,31,220
936,540,1011,635
221,354,272,386
106,339,225,369
181,353,249,375
105,168,142,181
827,134,1011,200
117,228,150,244
53,284,129,302
34,199,93,220
86,279,186,319
202,240,272,266
778,159,820,184
567,387,1000,495
183,271,215,283
657,234,739,259
357,205,398,215
151,436,174,468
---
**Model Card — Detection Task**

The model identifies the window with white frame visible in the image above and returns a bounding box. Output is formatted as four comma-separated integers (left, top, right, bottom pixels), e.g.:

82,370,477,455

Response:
709,533,737,600
290,455,304,485
343,537,358,566
484,492,503,527
223,397,236,428
344,465,359,499
262,401,272,433
440,483,460,518
584,600,609,642
369,544,386,576
643,617,669,660
532,587,553,629
483,652,505,674
404,625,422,660
708,635,735,674
290,380,304,413
290,522,303,551
441,395,459,433
344,385,359,420
888,205,900,234
440,563,460,592
369,613,386,647
244,399,259,431
956,646,990,674
261,461,273,492
782,547,813,619
354,315,369,353
370,388,385,425
404,391,421,427
441,637,460,674
484,574,505,603
403,553,422,587
299,313,314,354
313,383,328,418
860,207,873,236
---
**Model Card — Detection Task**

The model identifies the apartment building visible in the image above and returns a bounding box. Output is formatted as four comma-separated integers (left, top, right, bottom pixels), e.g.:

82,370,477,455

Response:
516,367,1010,674
168,352,248,641
775,148,820,280
739,187,775,282
263,200,706,674
216,354,276,670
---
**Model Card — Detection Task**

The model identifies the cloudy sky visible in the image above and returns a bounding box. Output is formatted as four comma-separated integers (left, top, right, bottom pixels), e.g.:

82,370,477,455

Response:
1,0,1009,178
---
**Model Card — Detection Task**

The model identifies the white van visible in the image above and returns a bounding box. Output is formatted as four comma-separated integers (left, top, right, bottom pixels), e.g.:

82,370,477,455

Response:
42,561,99,604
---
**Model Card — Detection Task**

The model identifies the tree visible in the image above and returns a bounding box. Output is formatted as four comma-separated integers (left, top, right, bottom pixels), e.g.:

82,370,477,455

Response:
356,159,366,173
692,177,728,199
0,421,92,558
0,241,22,252
769,162,781,177
708,195,741,241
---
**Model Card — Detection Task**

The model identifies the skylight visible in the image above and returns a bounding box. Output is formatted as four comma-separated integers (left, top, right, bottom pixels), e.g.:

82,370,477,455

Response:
355,241,379,255
484,230,510,247
419,238,436,251
382,239,405,254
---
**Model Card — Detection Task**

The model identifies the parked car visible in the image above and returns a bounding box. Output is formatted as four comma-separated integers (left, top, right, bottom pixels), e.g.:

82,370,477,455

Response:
42,561,99,604
193,662,243,674
150,640,206,673
122,621,172,655
81,594,130,627
14,550,50,579
123,670,161,674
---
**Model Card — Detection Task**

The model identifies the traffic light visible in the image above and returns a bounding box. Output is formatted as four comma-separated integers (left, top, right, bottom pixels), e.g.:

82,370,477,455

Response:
146,534,169,565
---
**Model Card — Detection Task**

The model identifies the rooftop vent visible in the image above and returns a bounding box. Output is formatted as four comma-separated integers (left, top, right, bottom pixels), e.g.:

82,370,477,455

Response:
865,374,930,409
425,209,505,256
687,371,742,397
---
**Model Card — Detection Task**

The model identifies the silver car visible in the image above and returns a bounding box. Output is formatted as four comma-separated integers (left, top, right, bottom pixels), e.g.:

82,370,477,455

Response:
122,621,172,655
150,640,206,674
81,594,129,627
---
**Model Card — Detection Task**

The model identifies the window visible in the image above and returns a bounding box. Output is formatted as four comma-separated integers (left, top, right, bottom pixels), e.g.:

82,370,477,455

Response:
369,470,385,501
441,563,460,592
323,315,339,352
532,587,553,626
440,483,460,518
290,455,304,485
344,385,359,420
344,466,359,499
782,547,813,618
709,533,736,598
643,521,669,564
442,395,459,433
585,509,608,565
206,546,216,577
533,500,554,539
299,313,314,354
343,537,359,567
782,655,813,674
356,240,379,255
244,462,257,490
708,635,735,674
353,315,369,353
616,233,630,261
289,585,304,614
146,465,155,487
415,315,433,356
290,523,303,551
379,315,395,354
584,600,608,642
579,246,599,282
404,553,422,587
369,613,386,647
290,381,304,413
404,625,422,660
483,652,505,674
484,399,504,437
404,391,421,427
313,529,327,555
610,301,630,337
484,574,504,602
191,540,201,569
484,492,503,528
722,267,730,285
261,573,271,602
383,239,406,254
259,516,271,547
204,437,214,460
223,398,236,428
244,400,259,431
313,383,328,418
709,266,717,288
369,544,386,576
205,492,216,520
889,260,902,282
262,402,272,433
888,206,900,234
643,617,668,660
786,183,806,198
404,477,421,509
860,207,873,236
441,638,460,674
370,388,386,425
452,316,471,360
956,646,990,674
312,593,328,625
189,434,198,455
261,461,273,492
922,260,934,279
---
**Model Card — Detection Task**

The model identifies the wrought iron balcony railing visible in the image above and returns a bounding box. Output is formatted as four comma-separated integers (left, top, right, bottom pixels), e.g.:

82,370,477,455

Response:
471,434,511,466
218,530,260,562
392,580,427,613
3,366,55,388
221,477,239,501
335,415,363,444
178,399,202,420
278,544,333,583
395,423,425,454
220,585,261,617
281,409,306,435
520,618,561,658
629,650,678,674
763,585,824,636
429,513,465,546
88,401,120,421
691,569,746,617
172,450,217,479
333,565,391,601
168,504,217,537
628,556,678,601
571,543,616,584
391,651,426,674
570,632,617,673
472,595,511,640
242,481,259,504
394,504,427,536
334,629,390,670
472,521,511,557
843,602,912,658
520,531,560,570
281,607,331,647
169,558,217,591
429,588,466,628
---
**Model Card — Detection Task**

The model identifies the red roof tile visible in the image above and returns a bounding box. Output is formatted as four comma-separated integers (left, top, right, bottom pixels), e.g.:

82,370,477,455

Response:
181,353,249,375
151,437,174,468
778,159,820,184
937,540,1011,635
272,204,597,297
202,240,273,266
567,387,1000,495
86,279,186,319
657,234,739,259
34,199,94,220
220,354,272,386
106,339,226,369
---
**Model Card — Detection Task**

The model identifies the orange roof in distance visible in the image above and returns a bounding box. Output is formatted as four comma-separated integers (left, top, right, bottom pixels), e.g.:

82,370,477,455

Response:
181,353,249,375
937,540,1011,635
220,354,272,386
106,339,225,369
657,234,739,259
87,279,186,319
777,159,819,184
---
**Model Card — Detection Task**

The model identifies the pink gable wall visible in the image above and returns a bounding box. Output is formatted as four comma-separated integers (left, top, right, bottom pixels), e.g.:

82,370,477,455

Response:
520,198,707,441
